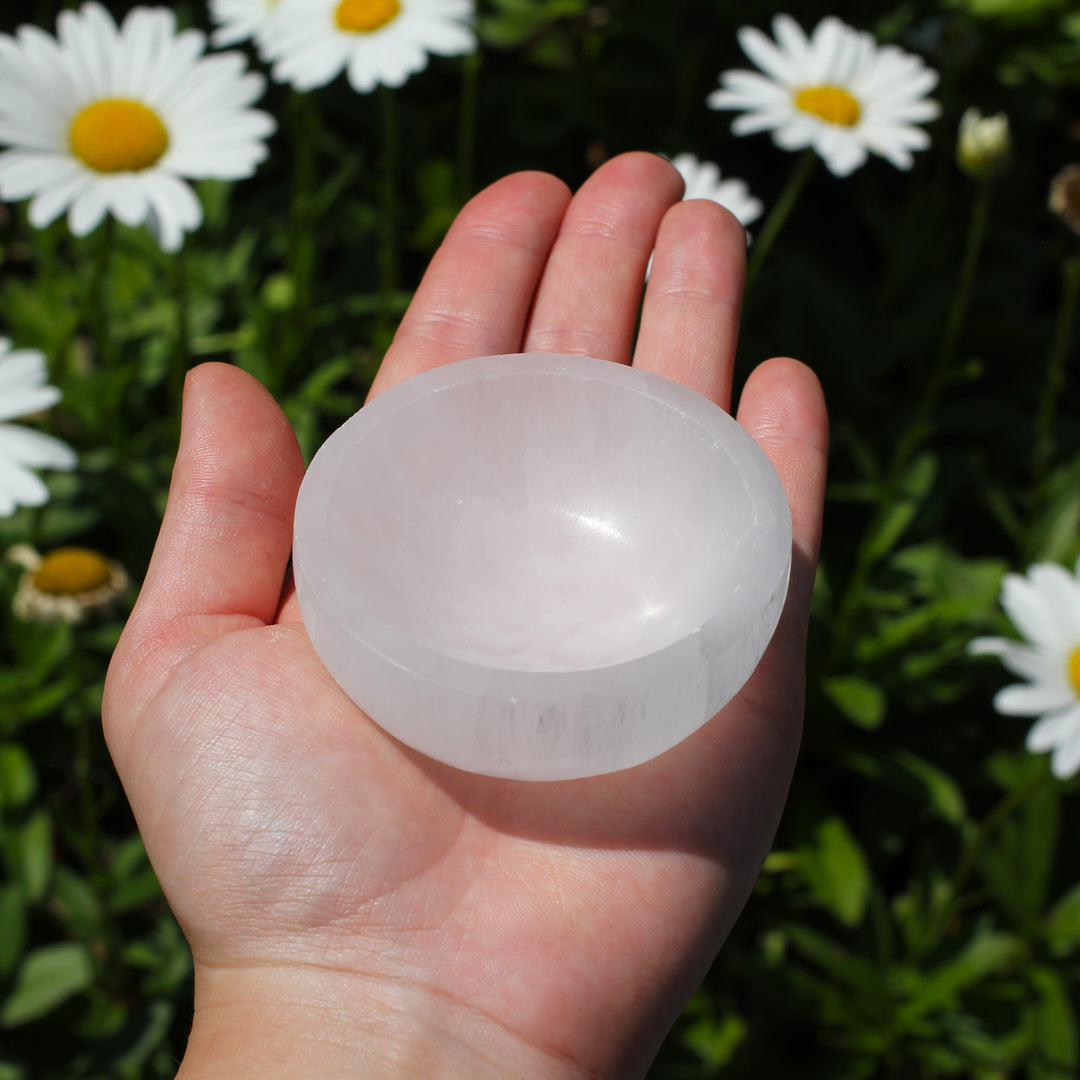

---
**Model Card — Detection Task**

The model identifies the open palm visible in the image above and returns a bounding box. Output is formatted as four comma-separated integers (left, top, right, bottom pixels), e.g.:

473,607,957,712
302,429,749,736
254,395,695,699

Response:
103,152,827,1079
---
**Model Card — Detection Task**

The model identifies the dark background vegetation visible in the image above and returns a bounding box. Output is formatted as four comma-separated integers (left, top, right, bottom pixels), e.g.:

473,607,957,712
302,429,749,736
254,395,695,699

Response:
0,0,1079,1075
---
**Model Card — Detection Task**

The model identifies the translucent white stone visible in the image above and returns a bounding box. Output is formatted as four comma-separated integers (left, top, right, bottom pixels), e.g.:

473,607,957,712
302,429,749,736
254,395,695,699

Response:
293,353,792,780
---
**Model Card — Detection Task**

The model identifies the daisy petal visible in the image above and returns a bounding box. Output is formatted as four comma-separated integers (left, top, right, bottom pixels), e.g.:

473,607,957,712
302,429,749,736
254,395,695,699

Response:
737,24,799,86
1050,720,1080,778
0,457,50,514
1001,568,1075,653
970,638,1062,684
995,682,1075,716
68,182,109,236
0,425,76,470
1026,707,1080,754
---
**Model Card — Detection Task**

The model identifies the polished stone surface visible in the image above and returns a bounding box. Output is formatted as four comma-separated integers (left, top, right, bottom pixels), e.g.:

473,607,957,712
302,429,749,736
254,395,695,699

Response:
293,353,792,780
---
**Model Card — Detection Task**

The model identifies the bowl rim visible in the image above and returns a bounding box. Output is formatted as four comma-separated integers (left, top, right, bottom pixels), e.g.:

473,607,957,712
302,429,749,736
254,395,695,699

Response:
293,352,792,692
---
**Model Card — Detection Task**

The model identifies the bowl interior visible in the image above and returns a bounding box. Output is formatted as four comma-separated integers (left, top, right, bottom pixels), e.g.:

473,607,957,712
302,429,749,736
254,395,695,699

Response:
322,363,759,673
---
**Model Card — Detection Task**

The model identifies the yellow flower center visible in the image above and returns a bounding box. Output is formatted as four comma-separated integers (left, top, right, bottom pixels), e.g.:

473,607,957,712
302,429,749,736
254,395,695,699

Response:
32,548,113,596
335,0,400,33
69,99,169,174
1070,647,1080,699
794,85,861,127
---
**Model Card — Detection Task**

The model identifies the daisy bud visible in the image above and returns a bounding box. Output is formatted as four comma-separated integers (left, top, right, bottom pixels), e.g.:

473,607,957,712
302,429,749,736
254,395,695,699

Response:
957,108,1011,179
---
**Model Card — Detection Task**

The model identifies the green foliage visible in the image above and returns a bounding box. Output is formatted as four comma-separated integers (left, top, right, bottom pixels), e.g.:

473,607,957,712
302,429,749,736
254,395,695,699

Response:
1,0,1080,1076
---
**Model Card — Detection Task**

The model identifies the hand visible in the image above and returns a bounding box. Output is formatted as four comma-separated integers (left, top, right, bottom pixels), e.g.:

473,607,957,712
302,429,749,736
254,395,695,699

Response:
103,151,828,1079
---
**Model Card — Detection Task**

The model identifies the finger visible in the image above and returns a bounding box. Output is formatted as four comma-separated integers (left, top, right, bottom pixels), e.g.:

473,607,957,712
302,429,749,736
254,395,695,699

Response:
118,361,304,641
368,170,572,399
634,199,747,411
736,357,829,587
276,571,302,626
676,358,827,882
523,151,684,364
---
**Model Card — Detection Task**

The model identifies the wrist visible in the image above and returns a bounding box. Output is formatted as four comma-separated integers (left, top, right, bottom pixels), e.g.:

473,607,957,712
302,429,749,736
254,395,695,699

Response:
176,961,592,1080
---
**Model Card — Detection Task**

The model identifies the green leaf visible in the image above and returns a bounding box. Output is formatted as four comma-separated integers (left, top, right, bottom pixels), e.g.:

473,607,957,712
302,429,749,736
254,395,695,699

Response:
892,871,957,958
946,0,1072,23
0,745,36,808
821,675,887,728
783,922,883,996
3,810,52,902
50,867,103,937
897,931,1025,1026
1028,966,1079,1079
478,0,588,48
1045,881,1080,955
108,867,163,914
980,779,1060,929
0,887,26,977
891,542,1007,606
863,453,938,565
108,833,163,913
682,1013,747,1071
0,943,93,1028
892,750,967,825
796,817,871,926
411,158,460,251
86,999,175,1074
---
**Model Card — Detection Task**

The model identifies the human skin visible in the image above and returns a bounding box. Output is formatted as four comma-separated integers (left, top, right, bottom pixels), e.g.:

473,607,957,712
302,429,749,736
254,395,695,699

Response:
102,151,828,1079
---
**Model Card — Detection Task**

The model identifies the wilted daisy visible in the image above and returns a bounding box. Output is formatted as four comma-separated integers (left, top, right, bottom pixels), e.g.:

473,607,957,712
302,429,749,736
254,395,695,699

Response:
8,544,127,623
0,3,275,251
671,153,763,235
970,560,1080,779
708,14,940,177
1050,164,1080,237
260,0,475,94
209,0,283,47
0,339,76,517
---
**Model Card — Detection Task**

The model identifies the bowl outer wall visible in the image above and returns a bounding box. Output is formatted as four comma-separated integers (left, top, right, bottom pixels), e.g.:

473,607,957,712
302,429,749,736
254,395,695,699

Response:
292,353,792,780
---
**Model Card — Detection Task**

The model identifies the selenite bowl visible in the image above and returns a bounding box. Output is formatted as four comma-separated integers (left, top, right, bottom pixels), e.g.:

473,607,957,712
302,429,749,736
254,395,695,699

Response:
293,353,792,781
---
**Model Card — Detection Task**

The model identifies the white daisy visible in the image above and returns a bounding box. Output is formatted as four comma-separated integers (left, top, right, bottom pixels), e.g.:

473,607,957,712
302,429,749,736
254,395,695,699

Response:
0,339,76,517
260,0,475,94
671,152,764,234
0,2,275,252
707,14,941,178
970,559,1080,779
208,0,284,47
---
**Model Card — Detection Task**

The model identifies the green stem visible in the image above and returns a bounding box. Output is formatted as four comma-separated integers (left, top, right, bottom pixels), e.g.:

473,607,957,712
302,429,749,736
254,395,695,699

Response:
745,149,816,286
1031,253,1080,486
283,92,319,389
456,51,481,205
377,85,399,350
170,243,190,407
923,767,1046,952
86,216,115,366
829,178,994,663
937,177,994,386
